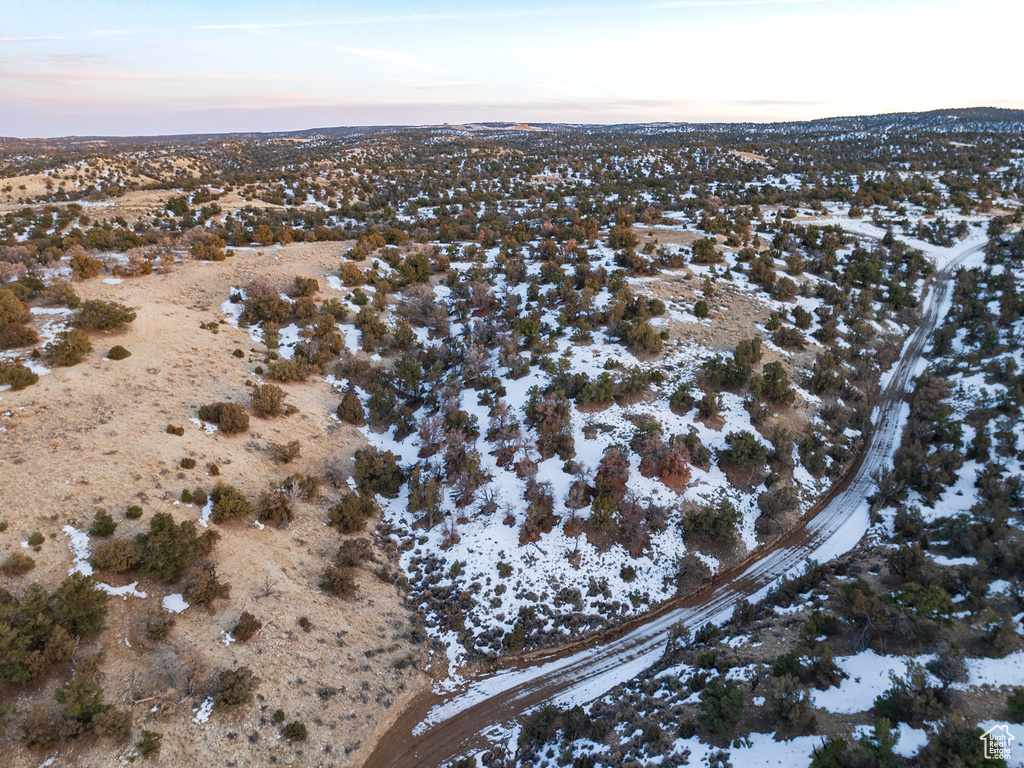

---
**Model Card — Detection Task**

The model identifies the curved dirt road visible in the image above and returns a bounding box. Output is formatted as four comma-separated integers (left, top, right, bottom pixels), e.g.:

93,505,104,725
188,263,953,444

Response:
361,234,986,768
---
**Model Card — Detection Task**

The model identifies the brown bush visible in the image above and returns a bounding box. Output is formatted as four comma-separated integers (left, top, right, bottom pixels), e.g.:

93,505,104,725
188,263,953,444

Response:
144,610,175,641
0,551,35,576
256,490,293,526
334,538,372,568
327,492,377,533
197,402,249,434
268,440,301,464
0,361,39,389
70,253,103,279
232,612,262,642
339,262,365,286
0,323,39,350
91,538,143,573
182,562,230,610
46,328,92,366
319,565,358,597
212,666,259,708
250,383,286,418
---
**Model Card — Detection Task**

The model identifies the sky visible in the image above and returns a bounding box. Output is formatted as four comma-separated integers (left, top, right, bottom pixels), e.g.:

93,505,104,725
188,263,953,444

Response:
1,0,1022,137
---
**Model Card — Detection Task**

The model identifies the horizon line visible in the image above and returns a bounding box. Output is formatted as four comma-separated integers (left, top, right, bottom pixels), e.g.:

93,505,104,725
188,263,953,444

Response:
2,104,1021,142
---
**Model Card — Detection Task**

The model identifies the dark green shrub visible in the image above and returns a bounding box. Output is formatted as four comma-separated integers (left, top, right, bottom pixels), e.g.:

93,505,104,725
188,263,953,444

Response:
723,430,769,469
762,361,796,405
0,362,38,390
166,424,184,436
773,326,806,350
1008,688,1024,723
93,706,133,741
283,473,321,500
138,512,218,583
758,486,801,518
256,490,293,525
272,708,286,724
699,678,744,734
293,276,319,297
336,391,366,425
197,402,249,434
283,721,308,742
320,565,358,597
73,300,136,330
182,562,230,609
240,294,291,325
137,730,163,758
250,383,286,418
265,357,317,382
27,531,44,547
210,484,252,523
107,345,131,360
232,611,262,642
180,457,196,469
212,666,259,708
232,348,244,358
21,706,59,750
327,492,377,533
669,381,695,411
0,551,35,576
734,337,763,366
92,538,143,573
352,446,403,497
208,463,220,476
623,320,663,355
180,489,193,503
686,499,741,545
46,328,92,366
53,573,109,637
694,300,709,319
88,508,117,537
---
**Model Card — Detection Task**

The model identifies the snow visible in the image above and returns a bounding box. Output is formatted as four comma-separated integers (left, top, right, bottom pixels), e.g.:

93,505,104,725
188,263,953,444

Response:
671,731,823,768
102,581,147,600
965,650,1024,688
811,650,923,714
102,277,122,285
63,525,94,576
162,593,190,613
192,697,214,724
190,416,217,434
197,497,213,527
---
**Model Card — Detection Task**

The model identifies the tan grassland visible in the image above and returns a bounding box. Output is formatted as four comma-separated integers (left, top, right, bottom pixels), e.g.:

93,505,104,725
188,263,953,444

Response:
0,243,429,767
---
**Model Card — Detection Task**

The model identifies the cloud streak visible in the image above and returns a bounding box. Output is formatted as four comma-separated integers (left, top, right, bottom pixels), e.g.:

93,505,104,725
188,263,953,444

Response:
331,45,437,73
652,0,835,7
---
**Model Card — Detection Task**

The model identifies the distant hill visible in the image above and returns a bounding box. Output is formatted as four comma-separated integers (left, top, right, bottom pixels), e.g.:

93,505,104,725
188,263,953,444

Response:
3,106,1023,146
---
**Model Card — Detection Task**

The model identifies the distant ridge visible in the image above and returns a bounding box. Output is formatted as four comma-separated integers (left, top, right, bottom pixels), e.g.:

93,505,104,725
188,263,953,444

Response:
2,106,1022,146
